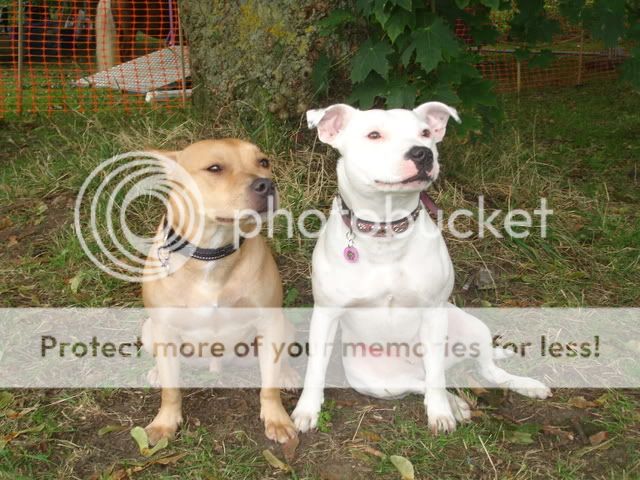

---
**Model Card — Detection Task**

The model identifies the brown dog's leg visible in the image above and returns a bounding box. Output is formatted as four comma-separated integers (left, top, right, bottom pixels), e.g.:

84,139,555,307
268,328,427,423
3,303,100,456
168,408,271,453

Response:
257,314,297,443
145,343,183,445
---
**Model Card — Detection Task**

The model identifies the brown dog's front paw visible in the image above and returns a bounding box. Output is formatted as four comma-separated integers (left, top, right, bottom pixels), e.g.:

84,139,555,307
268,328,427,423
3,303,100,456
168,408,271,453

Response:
261,402,297,444
145,414,182,445
264,415,297,444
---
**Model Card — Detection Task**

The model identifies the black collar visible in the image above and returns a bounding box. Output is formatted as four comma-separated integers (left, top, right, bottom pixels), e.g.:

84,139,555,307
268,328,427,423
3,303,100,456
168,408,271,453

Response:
339,192,440,237
161,218,244,262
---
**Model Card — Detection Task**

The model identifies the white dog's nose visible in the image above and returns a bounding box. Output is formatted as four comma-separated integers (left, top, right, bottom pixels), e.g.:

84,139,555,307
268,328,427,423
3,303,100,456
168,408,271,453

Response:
406,146,433,172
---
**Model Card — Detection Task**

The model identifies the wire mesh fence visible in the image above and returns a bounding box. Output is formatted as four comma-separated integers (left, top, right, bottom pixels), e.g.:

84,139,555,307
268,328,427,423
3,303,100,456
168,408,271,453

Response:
0,1,629,116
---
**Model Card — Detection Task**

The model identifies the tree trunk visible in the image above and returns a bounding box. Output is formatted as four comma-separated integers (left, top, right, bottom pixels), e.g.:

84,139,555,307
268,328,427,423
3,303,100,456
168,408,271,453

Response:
180,1,333,123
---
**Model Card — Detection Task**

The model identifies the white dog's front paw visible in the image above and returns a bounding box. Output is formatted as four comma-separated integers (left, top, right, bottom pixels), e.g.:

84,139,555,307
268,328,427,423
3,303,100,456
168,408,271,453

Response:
425,395,457,434
291,400,321,432
508,377,552,399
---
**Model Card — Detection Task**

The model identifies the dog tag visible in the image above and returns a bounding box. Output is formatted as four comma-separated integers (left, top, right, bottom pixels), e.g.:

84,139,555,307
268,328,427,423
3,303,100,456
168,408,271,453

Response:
343,246,359,263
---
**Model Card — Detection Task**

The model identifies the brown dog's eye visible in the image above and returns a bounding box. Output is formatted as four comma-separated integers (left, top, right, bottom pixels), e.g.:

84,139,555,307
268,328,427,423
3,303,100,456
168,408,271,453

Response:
367,131,381,140
207,164,223,173
259,158,270,168
422,129,431,138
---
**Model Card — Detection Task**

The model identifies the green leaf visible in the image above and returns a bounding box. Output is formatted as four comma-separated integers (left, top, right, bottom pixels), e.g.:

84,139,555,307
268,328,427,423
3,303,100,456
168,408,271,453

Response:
587,0,625,48
458,78,497,107
131,426,168,457
479,0,500,9
98,424,128,437
311,54,331,97
386,81,417,108
455,0,470,8
348,74,387,108
283,287,299,307
390,0,412,11
0,391,14,412
262,449,292,472
385,9,414,43
558,0,586,23
317,9,355,35
402,17,459,73
374,0,392,26
621,47,640,89
390,455,415,480
351,39,394,83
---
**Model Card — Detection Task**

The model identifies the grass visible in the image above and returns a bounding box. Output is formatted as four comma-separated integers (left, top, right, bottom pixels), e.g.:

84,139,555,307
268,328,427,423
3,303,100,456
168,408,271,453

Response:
0,80,639,478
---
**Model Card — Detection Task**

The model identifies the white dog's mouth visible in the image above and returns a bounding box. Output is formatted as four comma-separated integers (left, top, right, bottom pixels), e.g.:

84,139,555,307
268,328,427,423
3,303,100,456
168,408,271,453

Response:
375,173,432,187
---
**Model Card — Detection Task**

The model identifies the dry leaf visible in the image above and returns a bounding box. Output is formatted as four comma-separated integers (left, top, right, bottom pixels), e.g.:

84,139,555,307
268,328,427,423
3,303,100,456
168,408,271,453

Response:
589,431,609,446
568,396,597,409
542,425,574,441
361,445,385,458
6,235,18,247
0,217,13,230
98,424,128,437
390,455,415,480
262,449,291,472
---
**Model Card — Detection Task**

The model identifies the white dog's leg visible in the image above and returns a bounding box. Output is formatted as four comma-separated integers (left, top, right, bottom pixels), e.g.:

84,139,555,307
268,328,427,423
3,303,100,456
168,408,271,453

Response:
421,305,457,434
446,305,551,399
291,307,340,432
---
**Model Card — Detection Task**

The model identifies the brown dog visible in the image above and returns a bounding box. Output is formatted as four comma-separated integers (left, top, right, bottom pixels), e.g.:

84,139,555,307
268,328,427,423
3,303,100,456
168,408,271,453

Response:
141,139,297,444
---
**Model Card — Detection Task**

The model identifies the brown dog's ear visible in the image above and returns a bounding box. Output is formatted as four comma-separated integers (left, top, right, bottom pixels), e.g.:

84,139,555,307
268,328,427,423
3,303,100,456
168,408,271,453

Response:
148,150,180,162
413,102,460,143
306,104,356,147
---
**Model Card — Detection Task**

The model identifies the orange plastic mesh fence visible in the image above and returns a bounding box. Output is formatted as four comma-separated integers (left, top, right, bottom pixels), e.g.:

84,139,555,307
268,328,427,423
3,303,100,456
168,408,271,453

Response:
1,0,189,115
0,3,628,116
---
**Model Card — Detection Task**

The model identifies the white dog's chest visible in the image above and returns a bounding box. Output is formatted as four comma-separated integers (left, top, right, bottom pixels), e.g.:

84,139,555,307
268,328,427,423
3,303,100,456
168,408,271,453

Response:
313,215,454,308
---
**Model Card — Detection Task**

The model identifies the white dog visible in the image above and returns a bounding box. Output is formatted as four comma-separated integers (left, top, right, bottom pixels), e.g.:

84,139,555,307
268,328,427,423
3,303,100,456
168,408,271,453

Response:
291,102,551,434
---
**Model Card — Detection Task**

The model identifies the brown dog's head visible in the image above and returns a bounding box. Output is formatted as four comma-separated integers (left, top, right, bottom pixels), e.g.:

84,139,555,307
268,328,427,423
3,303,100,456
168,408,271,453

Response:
159,139,276,225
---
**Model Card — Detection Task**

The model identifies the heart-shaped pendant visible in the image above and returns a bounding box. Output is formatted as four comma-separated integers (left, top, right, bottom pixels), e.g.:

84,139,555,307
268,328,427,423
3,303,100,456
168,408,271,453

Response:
343,246,359,263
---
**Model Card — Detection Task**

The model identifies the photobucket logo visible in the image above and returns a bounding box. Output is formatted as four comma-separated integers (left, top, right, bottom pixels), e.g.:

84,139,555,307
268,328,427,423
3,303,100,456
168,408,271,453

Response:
74,151,205,282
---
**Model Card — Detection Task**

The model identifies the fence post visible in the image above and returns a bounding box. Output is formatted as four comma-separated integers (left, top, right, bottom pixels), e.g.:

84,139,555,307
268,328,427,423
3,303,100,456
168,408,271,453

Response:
16,0,24,115
577,28,584,86
516,60,521,94
178,2,187,106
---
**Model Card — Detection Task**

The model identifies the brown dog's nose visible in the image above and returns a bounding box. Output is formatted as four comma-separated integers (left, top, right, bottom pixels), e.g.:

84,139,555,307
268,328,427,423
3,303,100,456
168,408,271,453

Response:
406,146,433,172
250,177,276,197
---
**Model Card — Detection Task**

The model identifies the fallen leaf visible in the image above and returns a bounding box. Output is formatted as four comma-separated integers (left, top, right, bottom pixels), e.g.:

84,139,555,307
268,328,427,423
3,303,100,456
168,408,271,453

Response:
98,424,128,437
6,235,18,247
0,424,45,449
152,452,188,465
542,425,575,441
390,455,414,480
0,391,14,412
358,430,382,442
568,396,597,409
0,217,13,230
507,430,534,444
262,449,291,472
282,434,300,462
589,431,609,446
130,426,168,457
361,445,385,458
69,274,82,294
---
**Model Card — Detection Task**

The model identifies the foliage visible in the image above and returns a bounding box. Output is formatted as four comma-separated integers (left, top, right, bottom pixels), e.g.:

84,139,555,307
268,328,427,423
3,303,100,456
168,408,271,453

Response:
313,0,640,134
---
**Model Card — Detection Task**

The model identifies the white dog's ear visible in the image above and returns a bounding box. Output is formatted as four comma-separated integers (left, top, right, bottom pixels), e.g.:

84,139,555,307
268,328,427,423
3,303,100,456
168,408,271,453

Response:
306,104,356,146
413,102,461,143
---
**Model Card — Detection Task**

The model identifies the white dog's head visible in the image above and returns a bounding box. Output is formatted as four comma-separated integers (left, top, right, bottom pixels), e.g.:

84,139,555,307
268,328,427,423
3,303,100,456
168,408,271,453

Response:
307,102,460,193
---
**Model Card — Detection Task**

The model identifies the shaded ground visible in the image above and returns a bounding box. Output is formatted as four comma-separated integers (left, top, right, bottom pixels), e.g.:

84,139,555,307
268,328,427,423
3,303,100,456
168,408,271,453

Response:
0,81,639,479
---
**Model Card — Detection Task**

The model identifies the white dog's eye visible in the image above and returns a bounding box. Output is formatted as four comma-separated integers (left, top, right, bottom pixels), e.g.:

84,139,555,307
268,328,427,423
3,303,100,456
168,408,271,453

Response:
422,129,431,138
367,131,381,140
